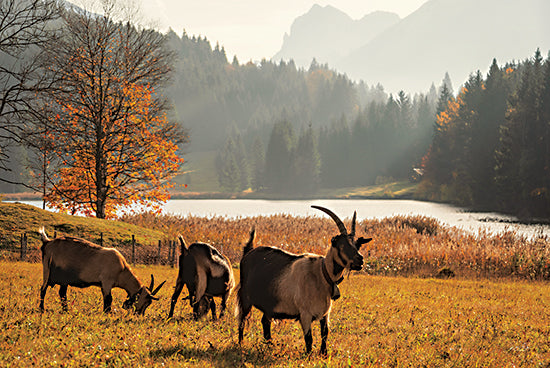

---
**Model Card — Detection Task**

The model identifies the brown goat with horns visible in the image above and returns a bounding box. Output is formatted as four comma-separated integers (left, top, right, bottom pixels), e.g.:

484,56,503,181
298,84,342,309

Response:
236,206,372,355
38,227,165,314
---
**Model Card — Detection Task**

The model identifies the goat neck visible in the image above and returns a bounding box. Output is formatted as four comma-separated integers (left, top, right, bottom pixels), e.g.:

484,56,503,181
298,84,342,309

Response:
117,268,143,298
323,246,346,284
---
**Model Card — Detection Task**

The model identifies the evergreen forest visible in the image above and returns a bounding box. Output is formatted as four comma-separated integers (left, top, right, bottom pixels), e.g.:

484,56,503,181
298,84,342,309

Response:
1,22,549,219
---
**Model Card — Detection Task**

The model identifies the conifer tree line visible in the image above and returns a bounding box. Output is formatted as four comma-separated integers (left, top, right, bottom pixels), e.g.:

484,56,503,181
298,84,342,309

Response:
215,84,441,195
418,50,550,218
2,3,549,219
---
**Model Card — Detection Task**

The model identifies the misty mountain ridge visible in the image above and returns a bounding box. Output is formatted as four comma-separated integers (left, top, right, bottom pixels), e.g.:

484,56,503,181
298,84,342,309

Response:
273,4,400,69
275,0,550,93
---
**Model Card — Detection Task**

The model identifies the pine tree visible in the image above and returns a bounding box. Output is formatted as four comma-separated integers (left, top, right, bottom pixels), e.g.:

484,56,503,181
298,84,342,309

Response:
291,125,320,195
496,50,546,215
439,72,454,98
249,136,265,191
215,136,241,192
265,120,295,193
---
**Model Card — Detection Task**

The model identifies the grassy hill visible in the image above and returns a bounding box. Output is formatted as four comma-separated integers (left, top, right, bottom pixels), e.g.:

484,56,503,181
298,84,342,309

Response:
0,201,167,259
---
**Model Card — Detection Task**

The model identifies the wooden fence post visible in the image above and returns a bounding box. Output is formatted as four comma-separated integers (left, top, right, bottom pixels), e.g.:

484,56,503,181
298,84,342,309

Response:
131,235,136,266
157,240,162,265
99,232,103,247
170,240,175,268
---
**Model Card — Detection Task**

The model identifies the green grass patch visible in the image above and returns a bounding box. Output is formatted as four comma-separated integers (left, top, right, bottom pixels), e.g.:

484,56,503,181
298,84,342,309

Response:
0,202,166,256
317,181,418,199
1,262,549,367
171,150,222,193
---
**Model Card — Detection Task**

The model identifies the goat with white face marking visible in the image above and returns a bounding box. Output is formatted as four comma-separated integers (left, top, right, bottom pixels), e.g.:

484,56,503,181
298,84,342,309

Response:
237,206,372,355
168,236,235,320
38,227,165,314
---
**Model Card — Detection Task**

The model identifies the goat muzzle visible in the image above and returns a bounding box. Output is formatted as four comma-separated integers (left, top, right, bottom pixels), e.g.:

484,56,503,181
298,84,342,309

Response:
350,255,364,271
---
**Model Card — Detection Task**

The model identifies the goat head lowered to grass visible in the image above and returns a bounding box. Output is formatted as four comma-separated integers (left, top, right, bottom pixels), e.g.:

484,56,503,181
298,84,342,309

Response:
38,227,165,314
236,206,372,356
168,235,235,320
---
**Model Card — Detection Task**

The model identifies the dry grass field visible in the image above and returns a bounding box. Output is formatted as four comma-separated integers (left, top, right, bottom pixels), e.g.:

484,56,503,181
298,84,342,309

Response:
2,203,550,366
1,262,549,367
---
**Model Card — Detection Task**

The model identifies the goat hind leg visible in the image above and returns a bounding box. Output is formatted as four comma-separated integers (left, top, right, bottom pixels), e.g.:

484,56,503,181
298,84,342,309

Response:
237,304,251,344
168,279,185,318
219,291,229,318
39,283,48,311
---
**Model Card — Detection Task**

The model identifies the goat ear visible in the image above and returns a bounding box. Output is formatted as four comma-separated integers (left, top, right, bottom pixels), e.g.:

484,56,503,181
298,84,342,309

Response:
350,211,357,238
356,237,373,250
151,280,166,295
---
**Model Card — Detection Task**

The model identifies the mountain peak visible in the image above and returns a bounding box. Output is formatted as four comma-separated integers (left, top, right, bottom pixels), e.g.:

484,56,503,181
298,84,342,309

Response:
273,5,399,67
336,0,550,93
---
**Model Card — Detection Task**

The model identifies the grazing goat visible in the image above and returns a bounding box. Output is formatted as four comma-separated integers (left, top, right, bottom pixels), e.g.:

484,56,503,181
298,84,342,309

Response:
39,227,165,314
236,206,372,355
168,236,235,320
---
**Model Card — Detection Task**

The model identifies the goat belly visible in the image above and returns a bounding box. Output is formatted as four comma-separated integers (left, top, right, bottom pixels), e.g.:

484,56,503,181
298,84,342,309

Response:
240,247,302,317
49,265,100,288
272,312,300,320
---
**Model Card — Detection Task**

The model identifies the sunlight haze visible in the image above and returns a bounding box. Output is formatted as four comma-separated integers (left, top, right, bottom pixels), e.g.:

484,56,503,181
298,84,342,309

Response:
140,0,428,62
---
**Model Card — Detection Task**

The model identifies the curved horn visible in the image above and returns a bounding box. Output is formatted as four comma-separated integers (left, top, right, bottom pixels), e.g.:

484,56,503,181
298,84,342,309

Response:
151,280,166,295
311,205,347,235
350,211,357,238
149,274,155,291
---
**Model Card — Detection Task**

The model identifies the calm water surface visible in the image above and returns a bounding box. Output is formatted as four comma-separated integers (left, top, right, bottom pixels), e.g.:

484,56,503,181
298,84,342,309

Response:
17,199,550,238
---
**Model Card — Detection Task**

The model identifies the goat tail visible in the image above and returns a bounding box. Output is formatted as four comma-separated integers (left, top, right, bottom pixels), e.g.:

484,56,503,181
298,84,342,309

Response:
178,235,188,253
243,227,255,256
38,227,50,244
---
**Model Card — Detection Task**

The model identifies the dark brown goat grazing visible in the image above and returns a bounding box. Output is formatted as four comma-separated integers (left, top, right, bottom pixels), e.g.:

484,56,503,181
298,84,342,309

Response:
39,227,165,314
237,206,372,355
168,236,235,320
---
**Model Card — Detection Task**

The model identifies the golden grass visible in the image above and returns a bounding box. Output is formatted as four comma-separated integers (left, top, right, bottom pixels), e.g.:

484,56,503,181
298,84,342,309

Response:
122,213,550,280
3,199,549,280
1,262,549,367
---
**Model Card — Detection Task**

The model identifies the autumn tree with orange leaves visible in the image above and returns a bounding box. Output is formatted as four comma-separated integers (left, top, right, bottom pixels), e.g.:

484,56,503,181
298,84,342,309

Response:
32,1,185,218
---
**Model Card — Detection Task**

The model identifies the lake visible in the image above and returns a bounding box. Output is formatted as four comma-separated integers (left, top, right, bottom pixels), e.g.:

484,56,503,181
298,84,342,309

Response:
17,198,550,238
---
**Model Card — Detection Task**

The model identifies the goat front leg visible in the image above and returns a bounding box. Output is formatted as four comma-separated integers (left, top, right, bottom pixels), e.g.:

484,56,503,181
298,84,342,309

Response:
101,285,113,313
300,314,313,354
59,285,68,312
208,297,217,320
261,314,272,341
320,316,329,356
194,268,208,304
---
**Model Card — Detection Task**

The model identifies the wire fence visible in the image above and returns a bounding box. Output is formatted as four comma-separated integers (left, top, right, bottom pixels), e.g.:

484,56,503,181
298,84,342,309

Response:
2,232,179,267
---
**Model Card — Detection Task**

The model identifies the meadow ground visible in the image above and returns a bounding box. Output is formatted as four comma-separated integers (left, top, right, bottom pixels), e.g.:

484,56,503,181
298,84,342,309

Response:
1,262,549,367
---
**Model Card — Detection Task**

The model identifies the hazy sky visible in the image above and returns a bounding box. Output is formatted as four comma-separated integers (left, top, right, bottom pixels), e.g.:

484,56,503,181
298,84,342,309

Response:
140,0,429,62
